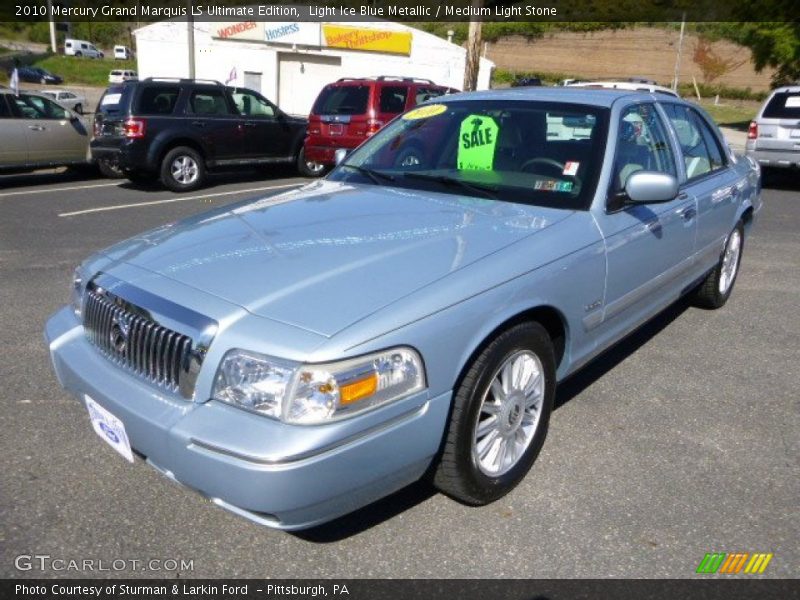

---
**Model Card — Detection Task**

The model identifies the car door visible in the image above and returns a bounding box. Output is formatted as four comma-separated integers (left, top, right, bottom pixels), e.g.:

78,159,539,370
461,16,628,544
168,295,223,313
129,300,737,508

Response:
592,102,697,336
185,87,243,163
229,89,292,160
0,93,30,166
661,103,740,273
8,93,87,163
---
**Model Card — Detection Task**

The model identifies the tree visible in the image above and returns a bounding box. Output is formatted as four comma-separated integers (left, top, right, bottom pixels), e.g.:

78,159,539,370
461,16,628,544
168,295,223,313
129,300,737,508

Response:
740,22,800,87
692,37,747,83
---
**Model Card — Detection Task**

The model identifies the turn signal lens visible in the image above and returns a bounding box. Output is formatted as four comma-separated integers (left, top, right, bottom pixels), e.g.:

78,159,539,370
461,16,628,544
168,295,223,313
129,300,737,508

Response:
747,121,758,140
340,374,378,405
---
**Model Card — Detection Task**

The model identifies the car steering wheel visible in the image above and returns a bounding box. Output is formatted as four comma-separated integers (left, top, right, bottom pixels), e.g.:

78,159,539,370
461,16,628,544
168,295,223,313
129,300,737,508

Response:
520,157,566,177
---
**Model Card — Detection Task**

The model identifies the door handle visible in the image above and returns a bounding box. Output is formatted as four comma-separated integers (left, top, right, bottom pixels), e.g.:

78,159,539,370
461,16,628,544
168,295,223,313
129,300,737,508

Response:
678,207,696,220
28,125,46,131
243,121,257,128
191,121,206,127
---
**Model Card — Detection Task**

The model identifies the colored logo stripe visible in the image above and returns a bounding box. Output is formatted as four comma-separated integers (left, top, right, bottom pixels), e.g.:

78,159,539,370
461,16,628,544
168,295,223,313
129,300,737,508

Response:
696,552,773,574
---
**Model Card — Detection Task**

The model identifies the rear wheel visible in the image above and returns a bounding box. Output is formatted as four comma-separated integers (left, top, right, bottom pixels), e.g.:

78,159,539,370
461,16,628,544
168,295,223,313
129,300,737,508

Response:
96,158,124,179
160,146,206,192
693,221,744,309
74,104,83,115
432,322,555,505
296,147,326,178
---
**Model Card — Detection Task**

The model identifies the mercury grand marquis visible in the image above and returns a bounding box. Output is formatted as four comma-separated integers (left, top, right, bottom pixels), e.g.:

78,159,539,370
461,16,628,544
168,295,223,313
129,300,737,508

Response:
45,88,762,529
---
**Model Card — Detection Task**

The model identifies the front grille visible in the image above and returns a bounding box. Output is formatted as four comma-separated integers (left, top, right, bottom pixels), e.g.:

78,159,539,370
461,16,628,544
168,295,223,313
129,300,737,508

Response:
83,289,193,396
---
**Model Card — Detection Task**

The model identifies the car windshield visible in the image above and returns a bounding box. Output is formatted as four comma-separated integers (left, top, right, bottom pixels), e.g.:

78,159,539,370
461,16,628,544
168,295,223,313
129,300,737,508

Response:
328,99,609,210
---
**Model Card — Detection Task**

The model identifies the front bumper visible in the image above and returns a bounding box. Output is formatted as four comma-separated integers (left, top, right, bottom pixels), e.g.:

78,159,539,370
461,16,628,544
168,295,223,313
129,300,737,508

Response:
45,306,451,530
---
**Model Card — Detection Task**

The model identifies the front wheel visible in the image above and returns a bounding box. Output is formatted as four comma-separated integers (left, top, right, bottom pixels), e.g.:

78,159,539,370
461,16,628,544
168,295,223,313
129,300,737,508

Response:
296,147,327,178
160,146,206,192
693,221,744,309
74,104,83,114
432,321,556,505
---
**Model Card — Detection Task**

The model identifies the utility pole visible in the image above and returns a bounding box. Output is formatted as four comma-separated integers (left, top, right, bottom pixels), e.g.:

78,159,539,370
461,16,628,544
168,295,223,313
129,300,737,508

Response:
463,0,484,91
672,13,686,91
187,0,195,79
47,0,56,53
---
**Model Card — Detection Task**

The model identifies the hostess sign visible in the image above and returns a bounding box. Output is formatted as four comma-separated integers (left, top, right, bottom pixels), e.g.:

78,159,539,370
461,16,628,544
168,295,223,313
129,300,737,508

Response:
264,22,322,46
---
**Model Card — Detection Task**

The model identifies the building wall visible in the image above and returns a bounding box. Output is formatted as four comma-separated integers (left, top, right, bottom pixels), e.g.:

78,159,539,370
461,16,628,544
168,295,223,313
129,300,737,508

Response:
134,20,493,116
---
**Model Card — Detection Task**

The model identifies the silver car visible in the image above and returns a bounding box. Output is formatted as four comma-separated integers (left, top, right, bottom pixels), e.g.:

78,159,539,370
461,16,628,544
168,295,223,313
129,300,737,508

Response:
39,89,88,115
0,90,91,172
746,85,800,171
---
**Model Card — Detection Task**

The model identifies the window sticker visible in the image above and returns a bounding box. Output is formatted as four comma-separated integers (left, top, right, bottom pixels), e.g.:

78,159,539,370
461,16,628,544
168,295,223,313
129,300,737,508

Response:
534,180,573,192
101,93,121,106
402,104,447,120
785,96,800,108
563,161,580,176
458,114,499,171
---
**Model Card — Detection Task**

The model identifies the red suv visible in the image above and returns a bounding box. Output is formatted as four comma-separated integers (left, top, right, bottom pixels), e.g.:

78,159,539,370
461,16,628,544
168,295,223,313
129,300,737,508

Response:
303,76,457,172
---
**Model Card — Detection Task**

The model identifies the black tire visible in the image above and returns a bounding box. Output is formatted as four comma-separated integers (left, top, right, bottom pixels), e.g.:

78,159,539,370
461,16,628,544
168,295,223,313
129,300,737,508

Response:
432,321,556,505
74,104,83,115
96,158,124,179
75,51,82,57
296,147,327,178
693,221,744,309
159,146,206,192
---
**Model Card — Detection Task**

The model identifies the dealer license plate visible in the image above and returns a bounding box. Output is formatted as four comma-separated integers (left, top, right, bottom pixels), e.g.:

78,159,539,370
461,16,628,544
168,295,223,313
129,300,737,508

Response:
85,395,134,463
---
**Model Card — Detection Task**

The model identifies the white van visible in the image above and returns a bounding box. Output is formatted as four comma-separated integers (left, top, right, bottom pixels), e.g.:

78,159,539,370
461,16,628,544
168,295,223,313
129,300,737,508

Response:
108,70,137,84
113,46,133,60
64,39,104,59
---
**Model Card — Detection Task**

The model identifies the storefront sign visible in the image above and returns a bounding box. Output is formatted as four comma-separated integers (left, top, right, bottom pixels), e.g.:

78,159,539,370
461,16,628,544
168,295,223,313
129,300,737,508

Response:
322,25,412,55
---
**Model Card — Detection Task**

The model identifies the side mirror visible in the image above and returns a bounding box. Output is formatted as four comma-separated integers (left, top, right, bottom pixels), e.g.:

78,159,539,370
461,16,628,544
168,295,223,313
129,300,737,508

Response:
624,171,679,204
334,148,349,165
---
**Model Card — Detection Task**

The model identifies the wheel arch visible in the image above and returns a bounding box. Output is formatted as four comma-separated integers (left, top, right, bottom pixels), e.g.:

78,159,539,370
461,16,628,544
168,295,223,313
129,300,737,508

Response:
452,304,569,396
150,136,207,171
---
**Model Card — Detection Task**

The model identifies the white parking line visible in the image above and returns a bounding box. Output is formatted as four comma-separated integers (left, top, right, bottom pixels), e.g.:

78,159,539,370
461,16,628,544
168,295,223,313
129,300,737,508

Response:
0,181,122,199
58,183,304,217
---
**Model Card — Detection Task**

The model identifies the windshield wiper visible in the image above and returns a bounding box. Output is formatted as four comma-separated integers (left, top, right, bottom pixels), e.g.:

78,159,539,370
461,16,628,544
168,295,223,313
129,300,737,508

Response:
340,164,395,185
402,172,498,199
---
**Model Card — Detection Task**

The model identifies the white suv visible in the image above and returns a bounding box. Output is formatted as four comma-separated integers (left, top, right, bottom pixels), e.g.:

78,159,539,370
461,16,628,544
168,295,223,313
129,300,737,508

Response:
108,70,138,84
745,85,800,171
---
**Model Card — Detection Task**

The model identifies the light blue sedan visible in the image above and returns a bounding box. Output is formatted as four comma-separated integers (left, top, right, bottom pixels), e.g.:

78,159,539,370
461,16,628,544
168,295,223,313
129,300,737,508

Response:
45,88,762,530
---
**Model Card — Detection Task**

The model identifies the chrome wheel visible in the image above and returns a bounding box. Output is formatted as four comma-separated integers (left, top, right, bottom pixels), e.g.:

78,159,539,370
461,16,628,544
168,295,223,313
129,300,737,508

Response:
305,159,325,175
718,228,742,294
472,350,545,477
170,156,199,185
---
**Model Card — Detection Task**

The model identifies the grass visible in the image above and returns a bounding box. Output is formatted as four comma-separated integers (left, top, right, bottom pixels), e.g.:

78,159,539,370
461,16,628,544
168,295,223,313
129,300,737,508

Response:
0,54,136,87
696,100,759,130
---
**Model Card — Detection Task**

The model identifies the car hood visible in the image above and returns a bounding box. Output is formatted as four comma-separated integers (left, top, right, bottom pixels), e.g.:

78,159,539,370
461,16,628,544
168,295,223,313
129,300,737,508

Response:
100,180,571,337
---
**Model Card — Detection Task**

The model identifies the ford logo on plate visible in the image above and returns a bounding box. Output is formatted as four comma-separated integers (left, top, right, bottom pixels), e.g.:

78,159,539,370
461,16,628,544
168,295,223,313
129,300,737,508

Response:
99,422,119,444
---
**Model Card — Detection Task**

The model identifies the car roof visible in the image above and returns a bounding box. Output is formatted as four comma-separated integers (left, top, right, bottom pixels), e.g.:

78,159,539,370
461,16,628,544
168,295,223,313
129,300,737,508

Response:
772,85,800,93
566,81,678,96
439,86,683,108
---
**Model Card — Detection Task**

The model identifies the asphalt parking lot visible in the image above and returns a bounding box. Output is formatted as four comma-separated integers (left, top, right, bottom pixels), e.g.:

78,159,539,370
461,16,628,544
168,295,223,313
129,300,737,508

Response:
1,167,797,579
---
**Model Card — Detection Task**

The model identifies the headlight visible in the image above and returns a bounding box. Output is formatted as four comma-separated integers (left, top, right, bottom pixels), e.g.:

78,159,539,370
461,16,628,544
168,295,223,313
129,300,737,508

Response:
71,267,83,317
212,347,425,425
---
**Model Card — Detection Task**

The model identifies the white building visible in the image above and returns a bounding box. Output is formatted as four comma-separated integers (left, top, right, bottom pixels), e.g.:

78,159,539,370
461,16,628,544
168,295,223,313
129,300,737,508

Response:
134,19,494,116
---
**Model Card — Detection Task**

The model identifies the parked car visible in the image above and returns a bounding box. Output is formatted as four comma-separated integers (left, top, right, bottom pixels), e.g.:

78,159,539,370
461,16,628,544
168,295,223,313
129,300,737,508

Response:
566,80,679,98
65,39,104,59
108,70,137,84
90,78,311,190
113,45,134,60
12,66,63,85
0,90,91,172
38,89,87,114
303,76,457,171
745,85,800,172
46,88,761,530
511,76,542,87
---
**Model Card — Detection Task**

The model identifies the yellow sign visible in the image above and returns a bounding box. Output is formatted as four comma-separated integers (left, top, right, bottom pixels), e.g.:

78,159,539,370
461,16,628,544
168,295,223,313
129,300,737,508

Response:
322,25,412,55
403,104,447,120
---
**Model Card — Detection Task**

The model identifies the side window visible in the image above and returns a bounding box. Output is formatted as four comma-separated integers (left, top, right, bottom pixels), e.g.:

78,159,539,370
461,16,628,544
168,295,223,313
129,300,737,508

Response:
137,86,180,115
231,91,276,118
662,104,723,179
379,86,408,114
11,95,67,120
415,87,445,105
188,90,232,116
612,103,677,192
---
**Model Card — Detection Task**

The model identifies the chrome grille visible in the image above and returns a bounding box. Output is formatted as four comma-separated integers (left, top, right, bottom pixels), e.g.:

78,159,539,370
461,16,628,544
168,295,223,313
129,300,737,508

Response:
83,289,193,396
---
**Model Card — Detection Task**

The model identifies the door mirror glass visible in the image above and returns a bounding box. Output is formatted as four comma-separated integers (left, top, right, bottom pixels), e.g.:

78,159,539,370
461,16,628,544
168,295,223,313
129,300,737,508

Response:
625,171,679,204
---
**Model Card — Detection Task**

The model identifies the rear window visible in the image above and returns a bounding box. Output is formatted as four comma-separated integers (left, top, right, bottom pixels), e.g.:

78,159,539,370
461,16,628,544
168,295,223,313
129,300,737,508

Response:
96,85,131,116
762,92,800,119
136,86,180,115
312,85,369,116
111,71,122,76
